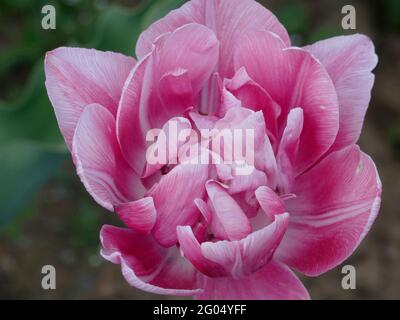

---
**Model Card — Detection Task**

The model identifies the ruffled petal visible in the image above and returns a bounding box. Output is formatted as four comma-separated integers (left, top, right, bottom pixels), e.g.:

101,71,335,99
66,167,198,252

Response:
136,0,290,77
276,108,304,193
304,34,378,150
177,226,228,277
143,117,192,178
225,67,281,141
206,181,252,241
150,163,209,247
100,225,200,296
116,197,157,233
276,145,382,276
196,260,309,300
201,212,289,277
45,47,135,149
117,23,219,174
234,31,339,174
72,104,145,211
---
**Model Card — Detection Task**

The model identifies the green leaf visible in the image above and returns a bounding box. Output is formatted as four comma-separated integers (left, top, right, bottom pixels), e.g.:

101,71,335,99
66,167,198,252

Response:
0,142,66,229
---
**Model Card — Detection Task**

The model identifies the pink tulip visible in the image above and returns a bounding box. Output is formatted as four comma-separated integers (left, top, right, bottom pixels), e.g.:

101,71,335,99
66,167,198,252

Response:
45,0,381,300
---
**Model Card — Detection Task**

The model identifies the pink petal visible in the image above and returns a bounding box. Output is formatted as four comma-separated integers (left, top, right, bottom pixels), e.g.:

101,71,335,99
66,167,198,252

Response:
100,225,200,296
276,145,382,276
116,197,157,234
304,34,378,151
189,112,219,131
159,69,194,113
225,67,281,141
154,23,219,97
201,212,289,277
72,104,145,211
150,163,209,247
143,117,192,178
196,260,309,300
276,108,304,193
226,169,268,195
213,107,278,180
255,186,286,219
176,226,228,277
234,31,339,174
45,47,135,149
136,0,290,77
117,24,219,174
116,56,150,175
206,181,252,241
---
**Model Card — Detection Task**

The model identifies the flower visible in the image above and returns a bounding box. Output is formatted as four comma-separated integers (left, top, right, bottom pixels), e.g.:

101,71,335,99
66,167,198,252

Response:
44,0,381,300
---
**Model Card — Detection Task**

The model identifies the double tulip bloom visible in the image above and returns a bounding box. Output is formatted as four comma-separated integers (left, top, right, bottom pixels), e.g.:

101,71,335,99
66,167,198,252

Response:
45,0,381,299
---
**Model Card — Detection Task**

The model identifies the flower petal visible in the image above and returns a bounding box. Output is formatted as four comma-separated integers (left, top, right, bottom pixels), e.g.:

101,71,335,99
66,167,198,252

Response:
143,117,192,178
136,0,290,77
116,197,157,234
100,225,200,296
225,67,281,141
234,31,339,174
201,212,289,277
206,181,252,241
255,186,286,219
45,47,135,149
276,108,304,193
177,226,228,277
72,104,145,211
196,260,309,300
117,24,219,174
275,145,382,276
150,163,209,247
304,34,378,150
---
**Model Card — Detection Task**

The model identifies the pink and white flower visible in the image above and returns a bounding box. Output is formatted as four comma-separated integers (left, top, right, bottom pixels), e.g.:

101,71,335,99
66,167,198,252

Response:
45,0,381,300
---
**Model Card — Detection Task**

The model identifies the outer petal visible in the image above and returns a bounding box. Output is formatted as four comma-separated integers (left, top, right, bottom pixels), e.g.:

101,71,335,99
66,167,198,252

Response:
45,47,135,149
136,0,290,77
150,163,209,247
72,104,145,211
100,225,200,296
276,145,382,276
234,31,339,174
304,34,378,150
196,260,309,300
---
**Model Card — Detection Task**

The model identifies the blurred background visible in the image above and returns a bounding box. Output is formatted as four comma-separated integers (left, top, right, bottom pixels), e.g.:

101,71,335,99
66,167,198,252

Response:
0,0,399,299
